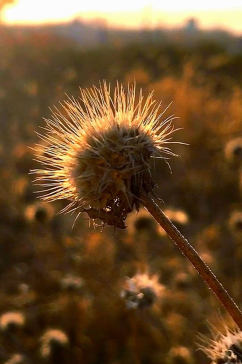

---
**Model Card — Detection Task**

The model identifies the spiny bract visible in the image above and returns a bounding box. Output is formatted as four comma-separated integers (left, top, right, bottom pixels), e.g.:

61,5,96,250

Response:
33,82,178,228
199,327,242,364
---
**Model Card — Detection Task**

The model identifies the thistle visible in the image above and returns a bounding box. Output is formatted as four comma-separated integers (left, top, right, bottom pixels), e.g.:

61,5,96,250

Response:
199,327,242,364
33,82,242,329
228,211,242,234
224,138,242,164
33,82,178,228
4,354,26,364
40,329,69,358
0,312,25,331
167,346,194,364
121,271,164,309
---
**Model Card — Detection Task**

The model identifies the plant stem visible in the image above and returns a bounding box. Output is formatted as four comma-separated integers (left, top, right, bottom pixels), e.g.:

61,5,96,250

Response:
142,194,242,330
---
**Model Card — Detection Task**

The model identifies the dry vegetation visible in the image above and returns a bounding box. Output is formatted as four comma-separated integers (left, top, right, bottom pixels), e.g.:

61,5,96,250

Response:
0,28,241,363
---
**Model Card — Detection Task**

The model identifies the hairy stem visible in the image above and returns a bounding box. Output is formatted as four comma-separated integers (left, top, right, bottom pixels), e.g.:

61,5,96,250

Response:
142,194,242,330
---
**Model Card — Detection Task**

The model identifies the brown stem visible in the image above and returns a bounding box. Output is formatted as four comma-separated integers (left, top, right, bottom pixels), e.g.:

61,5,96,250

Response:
142,194,242,330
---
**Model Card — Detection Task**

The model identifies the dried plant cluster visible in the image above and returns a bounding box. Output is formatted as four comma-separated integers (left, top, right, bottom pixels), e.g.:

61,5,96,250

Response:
0,32,241,364
200,327,242,364
33,83,178,228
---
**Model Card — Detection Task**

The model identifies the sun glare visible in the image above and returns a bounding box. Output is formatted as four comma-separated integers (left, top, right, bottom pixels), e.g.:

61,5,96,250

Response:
2,0,242,33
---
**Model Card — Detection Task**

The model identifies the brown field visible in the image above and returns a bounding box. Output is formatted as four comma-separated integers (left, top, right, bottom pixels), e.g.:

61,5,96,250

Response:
0,28,241,363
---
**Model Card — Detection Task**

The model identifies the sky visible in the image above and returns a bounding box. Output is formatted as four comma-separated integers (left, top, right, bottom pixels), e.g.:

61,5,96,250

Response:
2,0,242,34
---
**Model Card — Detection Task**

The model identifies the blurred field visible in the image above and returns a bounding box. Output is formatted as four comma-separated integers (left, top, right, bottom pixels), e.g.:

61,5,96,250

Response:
0,27,241,363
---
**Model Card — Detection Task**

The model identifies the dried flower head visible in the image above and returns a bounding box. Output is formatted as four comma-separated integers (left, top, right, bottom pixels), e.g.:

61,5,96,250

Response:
126,207,157,234
224,138,242,164
0,312,25,331
60,274,84,291
4,354,26,364
199,327,242,364
157,207,189,236
121,271,164,309
33,82,179,228
228,211,242,234
164,208,189,225
167,346,194,364
24,202,54,223
40,329,69,358
174,272,192,290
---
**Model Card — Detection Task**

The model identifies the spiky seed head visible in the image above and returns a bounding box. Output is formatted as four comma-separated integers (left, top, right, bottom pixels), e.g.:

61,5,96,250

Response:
40,329,69,358
228,211,242,234
60,274,84,291
4,354,26,364
167,346,193,364
33,82,178,228
24,202,54,223
224,138,242,164
164,208,189,225
199,327,242,364
120,271,164,309
126,207,157,234
0,312,25,331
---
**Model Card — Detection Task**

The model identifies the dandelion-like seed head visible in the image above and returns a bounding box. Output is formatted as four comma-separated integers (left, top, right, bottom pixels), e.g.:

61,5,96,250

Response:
121,271,164,309
0,312,25,331
199,327,242,364
40,329,69,358
33,82,178,228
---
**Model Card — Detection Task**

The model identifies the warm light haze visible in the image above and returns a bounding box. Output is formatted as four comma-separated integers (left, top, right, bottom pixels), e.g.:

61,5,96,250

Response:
2,0,242,34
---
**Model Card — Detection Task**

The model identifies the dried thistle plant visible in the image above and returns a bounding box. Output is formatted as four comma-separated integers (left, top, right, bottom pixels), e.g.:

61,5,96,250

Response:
33,82,179,228
199,326,242,364
33,82,242,329
40,329,69,358
121,271,165,309
0,311,25,331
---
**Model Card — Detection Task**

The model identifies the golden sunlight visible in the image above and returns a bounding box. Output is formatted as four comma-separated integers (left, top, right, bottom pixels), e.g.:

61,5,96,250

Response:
2,0,242,33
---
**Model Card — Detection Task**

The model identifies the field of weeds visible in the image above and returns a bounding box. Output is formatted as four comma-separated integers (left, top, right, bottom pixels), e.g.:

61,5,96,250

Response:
0,28,241,363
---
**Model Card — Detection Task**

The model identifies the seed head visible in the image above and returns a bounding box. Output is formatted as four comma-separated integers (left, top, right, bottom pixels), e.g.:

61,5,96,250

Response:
40,329,69,358
0,312,25,331
167,346,194,364
60,274,84,291
228,211,242,234
121,271,164,309
24,202,54,223
33,82,178,228
224,138,242,164
126,207,157,234
199,327,242,364
157,207,189,236
4,354,26,364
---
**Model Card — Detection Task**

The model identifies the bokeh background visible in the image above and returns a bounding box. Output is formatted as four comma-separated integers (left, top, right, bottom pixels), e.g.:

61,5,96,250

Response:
0,1,241,363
